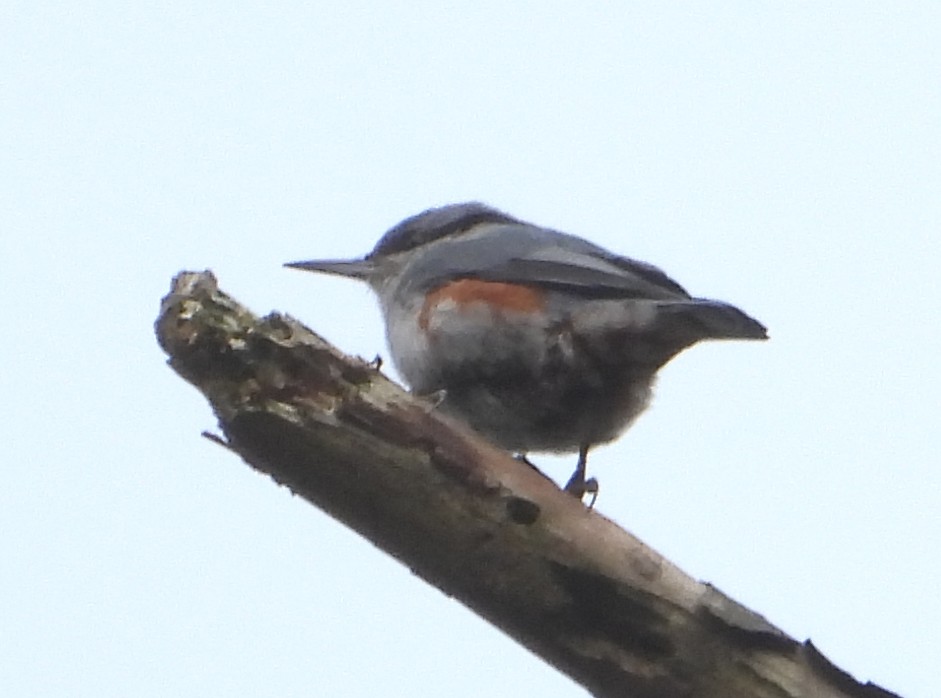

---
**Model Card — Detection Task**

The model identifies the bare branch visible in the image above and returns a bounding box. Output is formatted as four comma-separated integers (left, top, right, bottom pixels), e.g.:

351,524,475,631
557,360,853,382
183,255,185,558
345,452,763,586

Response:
155,270,899,698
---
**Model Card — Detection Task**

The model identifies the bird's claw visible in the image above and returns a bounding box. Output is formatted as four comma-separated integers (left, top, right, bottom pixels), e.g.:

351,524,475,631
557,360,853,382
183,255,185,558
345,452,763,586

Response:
564,474,599,508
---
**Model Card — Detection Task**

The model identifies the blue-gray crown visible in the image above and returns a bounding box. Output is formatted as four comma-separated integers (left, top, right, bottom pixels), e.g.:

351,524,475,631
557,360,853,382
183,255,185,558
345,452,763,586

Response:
369,202,520,258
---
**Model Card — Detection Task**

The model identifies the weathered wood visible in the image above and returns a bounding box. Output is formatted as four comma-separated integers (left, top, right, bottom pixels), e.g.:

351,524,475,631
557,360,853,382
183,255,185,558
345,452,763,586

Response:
155,270,899,698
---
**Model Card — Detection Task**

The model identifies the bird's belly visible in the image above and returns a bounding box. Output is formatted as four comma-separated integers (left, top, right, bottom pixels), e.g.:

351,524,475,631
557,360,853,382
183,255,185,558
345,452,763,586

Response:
388,302,655,452
438,369,654,453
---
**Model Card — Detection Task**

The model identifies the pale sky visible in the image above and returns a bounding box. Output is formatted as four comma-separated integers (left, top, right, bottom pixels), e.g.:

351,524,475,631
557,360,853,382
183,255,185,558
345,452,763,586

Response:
3,3,939,696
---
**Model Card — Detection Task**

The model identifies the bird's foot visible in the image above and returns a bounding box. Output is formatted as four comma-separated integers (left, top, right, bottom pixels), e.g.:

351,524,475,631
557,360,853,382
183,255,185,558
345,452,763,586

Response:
564,473,599,508
563,445,598,507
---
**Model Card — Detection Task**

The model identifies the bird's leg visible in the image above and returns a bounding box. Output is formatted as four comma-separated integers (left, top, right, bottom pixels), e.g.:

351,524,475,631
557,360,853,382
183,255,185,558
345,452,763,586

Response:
563,445,588,493
564,445,599,507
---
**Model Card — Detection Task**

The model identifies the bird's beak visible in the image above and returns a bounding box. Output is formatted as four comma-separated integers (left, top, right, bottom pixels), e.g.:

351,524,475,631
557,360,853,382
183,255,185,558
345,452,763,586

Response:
284,258,374,280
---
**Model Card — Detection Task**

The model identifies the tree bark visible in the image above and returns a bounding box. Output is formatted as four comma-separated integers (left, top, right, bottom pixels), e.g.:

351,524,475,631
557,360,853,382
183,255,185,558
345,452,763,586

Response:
155,270,899,698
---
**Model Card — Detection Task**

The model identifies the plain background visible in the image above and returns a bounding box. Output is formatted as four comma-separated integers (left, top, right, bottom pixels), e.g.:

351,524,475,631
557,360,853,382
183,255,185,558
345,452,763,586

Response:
3,3,938,696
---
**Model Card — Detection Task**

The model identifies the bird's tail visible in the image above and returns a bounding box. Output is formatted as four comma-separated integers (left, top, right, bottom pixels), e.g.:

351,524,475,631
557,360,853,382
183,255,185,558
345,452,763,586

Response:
654,299,768,342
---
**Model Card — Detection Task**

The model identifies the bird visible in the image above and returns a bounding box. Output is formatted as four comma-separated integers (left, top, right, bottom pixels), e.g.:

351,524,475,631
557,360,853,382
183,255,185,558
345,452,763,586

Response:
286,202,767,501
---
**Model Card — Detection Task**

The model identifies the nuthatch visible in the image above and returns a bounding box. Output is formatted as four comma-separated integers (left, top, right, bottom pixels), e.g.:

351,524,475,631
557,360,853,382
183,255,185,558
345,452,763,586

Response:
286,202,767,500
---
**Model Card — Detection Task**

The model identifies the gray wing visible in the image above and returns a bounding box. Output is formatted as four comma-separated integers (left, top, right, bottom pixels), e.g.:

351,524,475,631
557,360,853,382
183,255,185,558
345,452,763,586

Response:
406,223,692,301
